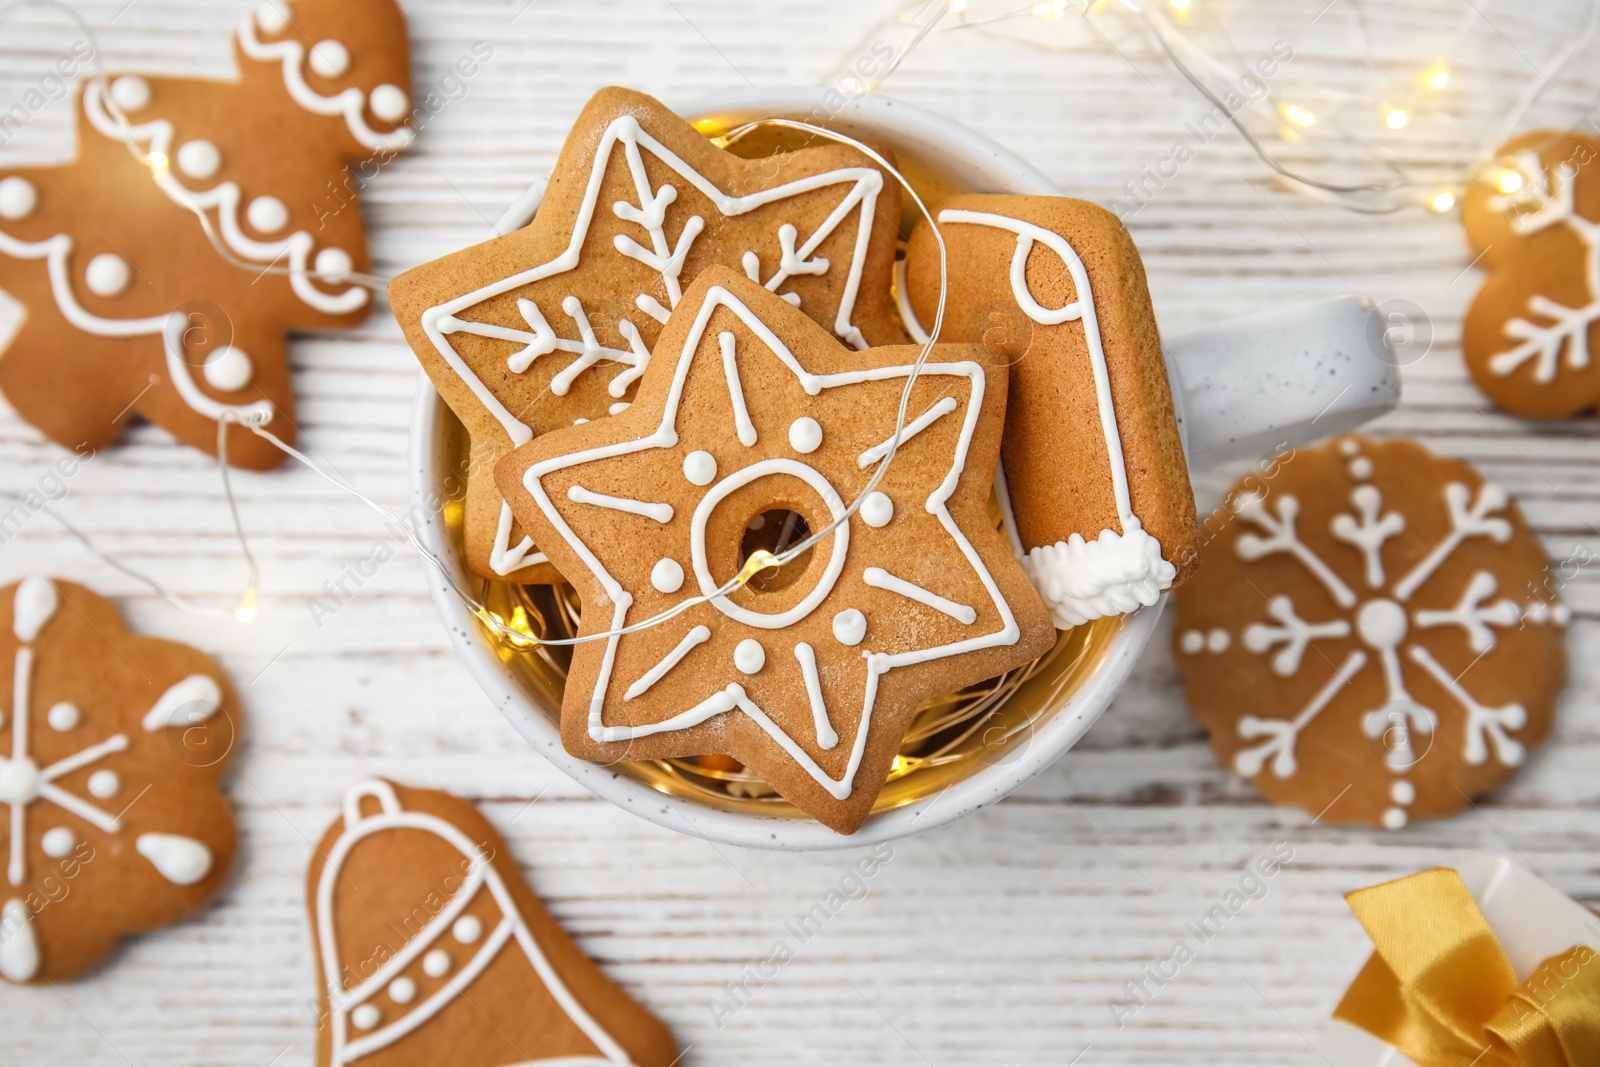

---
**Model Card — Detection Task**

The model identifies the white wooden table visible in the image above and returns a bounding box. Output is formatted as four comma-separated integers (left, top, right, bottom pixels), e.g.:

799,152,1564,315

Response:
2,1,1596,1063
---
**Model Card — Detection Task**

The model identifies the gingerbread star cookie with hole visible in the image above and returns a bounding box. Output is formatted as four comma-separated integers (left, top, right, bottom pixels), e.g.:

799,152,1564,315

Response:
1173,437,1567,829
308,779,679,1067
389,85,904,584
0,577,240,983
1463,130,1600,418
496,269,1053,835
0,0,412,469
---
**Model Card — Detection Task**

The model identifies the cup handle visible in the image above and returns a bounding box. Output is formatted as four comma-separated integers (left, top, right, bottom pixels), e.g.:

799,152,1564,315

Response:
1164,295,1401,467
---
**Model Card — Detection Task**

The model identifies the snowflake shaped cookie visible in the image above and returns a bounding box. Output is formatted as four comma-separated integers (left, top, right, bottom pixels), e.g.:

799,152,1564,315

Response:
1463,131,1600,417
1174,438,1567,829
0,578,239,983
497,269,1052,834
390,86,904,584
0,0,412,469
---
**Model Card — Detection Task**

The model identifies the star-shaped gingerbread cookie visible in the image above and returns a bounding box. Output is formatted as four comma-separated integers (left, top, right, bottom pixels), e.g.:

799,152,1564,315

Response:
496,269,1052,834
389,86,904,584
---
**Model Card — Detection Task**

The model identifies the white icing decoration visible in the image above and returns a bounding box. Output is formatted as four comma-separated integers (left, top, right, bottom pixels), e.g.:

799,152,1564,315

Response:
109,75,150,112
1391,780,1416,804
1331,485,1405,588
0,177,37,220
1206,628,1230,653
719,331,758,447
857,396,957,469
1391,483,1512,601
255,0,289,34
1243,596,1350,676
1235,494,1358,608
204,346,255,392
1339,439,1360,457
487,502,546,577
316,247,354,281
387,977,416,1004
40,827,74,858
1235,651,1368,778
236,14,414,151
369,84,410,124
650,558,684,594
46,703,78,732
84,253,130,297
864,566,976,624
940,209,1176,626
136,834,213,885
734,638,766,675
517,285,1017,800
352,1004,381,1031
452,916,482,945
860,491,893,528
567,485,673,523
1416,573,1522,654
13,578,58,642
1409,645,1527,766
247,195,290,234
683,451,717,486
0,899,39,982
317,782,634,1066
1179,629,1205,654
142,674,222,731
832,609,866,647
794,643,838,749
88,770,119,799
1348,457,1374,480
308,40,350,78
176,140,221,180
1382,807,1408,830
624,625,710,700
1485,151,1600,385
788,416,822,454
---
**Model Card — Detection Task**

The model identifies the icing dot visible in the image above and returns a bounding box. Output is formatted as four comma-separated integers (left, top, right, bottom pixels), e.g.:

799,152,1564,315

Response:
734,638,766,674
860,492,893,528
308,39,350,78
1206,628,1230,653
0,176,37,219
87,770,119,799
203,346,254,392
40,828,74,858
788,417,822,454
1356,599,1407,650
351,1004,381,1031
46,702,79,732
452,916,482,944
423,949,450,977
247,196,289,234
1348,457,1374,481
683,450,717,486
1390,780,1416,805
315,247,353,281
1339,439,1360,456
650,558,684,594
109,76,150,112
370,84,410,123
1381,807,1408,830
85,254,131,297
1179,630,1205,654
387,977,416,1004
255,0,290,34
176,140,221,180
832,609,866,646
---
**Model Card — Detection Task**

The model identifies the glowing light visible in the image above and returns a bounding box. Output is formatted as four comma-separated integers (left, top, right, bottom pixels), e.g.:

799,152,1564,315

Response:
234,587,258,624
146,151,170,178
1169,0,1191,18
1278,103,1316,128
1496,170,1524,195
1429,190,1456,213
949,0,968,12
1422,62,1450,91
1032,0,1067,17
1279,126,1302,144
1385,107,1410,130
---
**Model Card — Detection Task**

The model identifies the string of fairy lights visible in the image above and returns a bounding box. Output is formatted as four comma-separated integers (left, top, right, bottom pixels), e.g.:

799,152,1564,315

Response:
836,0,1600,215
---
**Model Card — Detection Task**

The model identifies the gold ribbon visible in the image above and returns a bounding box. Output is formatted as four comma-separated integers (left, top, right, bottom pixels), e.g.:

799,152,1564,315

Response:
1335,868,1600,1067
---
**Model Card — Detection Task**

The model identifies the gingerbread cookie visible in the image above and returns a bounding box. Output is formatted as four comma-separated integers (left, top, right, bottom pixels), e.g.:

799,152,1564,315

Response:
0,577,239,983
903,195,1197,628
308,779,678,1067
1173,437,1567,829
496,269,1053,834
389,85,904,583
0,0,412,469
1463,131,1600,418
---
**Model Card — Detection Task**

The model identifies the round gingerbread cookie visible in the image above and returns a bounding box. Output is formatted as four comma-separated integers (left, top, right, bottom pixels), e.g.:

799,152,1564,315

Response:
1173,437,1568,829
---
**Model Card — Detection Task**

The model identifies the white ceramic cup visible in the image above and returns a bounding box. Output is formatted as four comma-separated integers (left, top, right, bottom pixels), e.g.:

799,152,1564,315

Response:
408,88,1400,851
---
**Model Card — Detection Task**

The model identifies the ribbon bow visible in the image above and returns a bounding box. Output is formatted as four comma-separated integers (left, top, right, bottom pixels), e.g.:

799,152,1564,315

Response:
1335,868,1600,1067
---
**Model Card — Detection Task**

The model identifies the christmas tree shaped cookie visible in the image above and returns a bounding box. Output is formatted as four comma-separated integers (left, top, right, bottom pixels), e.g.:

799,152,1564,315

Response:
309,780,679,1067
389,86,904,584
0,577,240,984
496,270,1053,834
0,0,412,470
